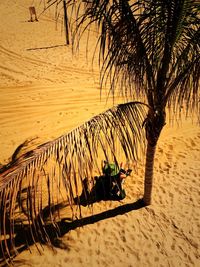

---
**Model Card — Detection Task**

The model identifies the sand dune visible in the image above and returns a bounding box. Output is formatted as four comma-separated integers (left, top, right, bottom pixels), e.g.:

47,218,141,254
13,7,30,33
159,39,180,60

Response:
0,1,199,266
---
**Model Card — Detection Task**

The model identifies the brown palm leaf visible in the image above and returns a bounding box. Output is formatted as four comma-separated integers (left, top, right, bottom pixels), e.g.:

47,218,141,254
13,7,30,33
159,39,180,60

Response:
0,101,147,261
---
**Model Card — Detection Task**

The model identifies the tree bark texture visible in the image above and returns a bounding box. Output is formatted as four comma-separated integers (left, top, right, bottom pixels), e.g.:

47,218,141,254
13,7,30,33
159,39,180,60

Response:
143,142,157,205
142,109,166,205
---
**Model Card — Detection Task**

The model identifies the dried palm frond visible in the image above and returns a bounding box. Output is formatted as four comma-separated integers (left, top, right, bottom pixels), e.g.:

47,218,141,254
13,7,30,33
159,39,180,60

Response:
43,1,199,118
0,101,147,261
68,0,199,116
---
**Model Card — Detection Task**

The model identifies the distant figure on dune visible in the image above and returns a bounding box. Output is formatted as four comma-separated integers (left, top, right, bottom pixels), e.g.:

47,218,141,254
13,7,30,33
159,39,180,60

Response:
28,6,38,22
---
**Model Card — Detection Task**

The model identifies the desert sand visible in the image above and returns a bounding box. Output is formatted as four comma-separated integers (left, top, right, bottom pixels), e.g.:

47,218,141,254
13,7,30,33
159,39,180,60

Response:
0,1,199,266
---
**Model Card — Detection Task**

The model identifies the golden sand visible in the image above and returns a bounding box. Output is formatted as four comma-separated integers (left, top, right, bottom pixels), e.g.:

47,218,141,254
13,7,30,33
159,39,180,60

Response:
0,1,199,266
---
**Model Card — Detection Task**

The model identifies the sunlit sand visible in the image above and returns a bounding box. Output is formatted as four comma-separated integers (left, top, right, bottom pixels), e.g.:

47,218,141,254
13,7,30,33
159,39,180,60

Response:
0,1,199,266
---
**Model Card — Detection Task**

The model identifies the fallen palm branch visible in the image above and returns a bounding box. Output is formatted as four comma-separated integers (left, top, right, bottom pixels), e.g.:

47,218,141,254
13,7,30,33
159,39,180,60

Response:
0,101,147,262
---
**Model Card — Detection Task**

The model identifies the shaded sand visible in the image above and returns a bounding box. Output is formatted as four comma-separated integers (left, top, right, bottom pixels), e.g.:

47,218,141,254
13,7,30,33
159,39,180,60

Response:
11,124,200,267
0,1,200,266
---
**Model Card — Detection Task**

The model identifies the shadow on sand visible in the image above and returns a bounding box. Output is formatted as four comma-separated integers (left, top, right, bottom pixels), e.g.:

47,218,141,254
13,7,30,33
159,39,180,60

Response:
26,44,67,51
0,198,145,266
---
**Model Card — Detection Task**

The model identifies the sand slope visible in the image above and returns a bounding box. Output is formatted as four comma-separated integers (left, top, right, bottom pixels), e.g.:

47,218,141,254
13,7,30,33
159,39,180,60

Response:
0,1,199,266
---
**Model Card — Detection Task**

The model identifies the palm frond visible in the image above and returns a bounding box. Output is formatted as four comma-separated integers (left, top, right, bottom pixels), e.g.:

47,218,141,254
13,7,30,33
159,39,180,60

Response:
64,0,199,116
43,0,199,118
72,0,155,98
0,101,147,260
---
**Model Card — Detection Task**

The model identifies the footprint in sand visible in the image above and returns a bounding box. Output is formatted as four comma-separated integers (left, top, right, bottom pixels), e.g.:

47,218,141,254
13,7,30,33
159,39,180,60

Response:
166,152,173,160
169,192,173,199
164,162,171,168
171,242,176,251
88,237,92,246
160,186,166,194
158,147,164,154
190,139,196,147
177,152,186,159
168,144,173,151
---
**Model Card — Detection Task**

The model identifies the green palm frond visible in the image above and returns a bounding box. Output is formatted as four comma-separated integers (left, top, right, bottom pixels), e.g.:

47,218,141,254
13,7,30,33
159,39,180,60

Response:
0,101,147,260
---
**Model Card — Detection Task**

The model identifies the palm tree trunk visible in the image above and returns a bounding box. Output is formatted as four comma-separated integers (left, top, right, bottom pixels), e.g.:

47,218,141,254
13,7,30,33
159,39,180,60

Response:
142,107,166,205
143,141,157,205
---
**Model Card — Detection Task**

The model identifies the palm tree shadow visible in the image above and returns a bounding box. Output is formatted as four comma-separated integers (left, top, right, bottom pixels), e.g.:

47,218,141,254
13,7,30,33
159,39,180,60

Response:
0,171,144,266
60,198,145,231
0,198,145,266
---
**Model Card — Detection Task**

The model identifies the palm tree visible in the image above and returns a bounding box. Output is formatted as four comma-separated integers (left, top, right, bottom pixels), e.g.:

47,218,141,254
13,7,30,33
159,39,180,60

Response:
63,0,199,204
0,0,199,261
